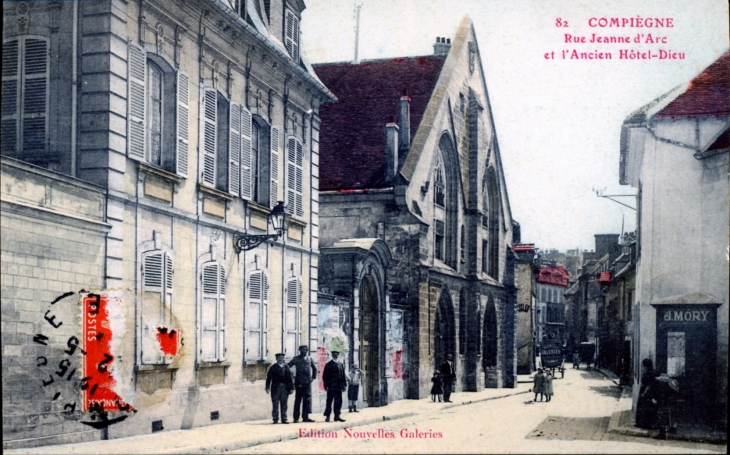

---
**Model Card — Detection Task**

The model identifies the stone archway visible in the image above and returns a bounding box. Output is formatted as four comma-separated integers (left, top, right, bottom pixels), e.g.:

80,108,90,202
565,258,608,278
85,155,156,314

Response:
359,274,381,407
483,296,498,387
434,288,456,370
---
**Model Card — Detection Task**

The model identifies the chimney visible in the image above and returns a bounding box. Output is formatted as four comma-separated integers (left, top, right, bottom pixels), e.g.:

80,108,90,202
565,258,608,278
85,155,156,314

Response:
399,96,410,152
385,122,399,182
433,36,451,56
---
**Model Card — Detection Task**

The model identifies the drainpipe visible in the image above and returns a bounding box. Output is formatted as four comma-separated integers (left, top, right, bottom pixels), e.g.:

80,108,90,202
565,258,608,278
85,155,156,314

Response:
71,0,79,177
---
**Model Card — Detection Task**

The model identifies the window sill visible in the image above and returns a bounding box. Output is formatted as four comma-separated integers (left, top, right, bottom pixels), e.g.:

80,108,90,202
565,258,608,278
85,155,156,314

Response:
198,184,233,201
196,361,231,370
139,162,182,184
135,363,178,372
288,216,307,229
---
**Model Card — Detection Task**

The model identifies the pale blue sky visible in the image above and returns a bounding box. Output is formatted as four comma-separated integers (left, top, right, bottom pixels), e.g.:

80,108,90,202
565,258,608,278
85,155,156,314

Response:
301,0,729,251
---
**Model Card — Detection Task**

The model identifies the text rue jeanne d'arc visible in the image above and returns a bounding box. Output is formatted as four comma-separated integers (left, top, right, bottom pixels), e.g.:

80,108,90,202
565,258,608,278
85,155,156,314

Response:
544,17,685,61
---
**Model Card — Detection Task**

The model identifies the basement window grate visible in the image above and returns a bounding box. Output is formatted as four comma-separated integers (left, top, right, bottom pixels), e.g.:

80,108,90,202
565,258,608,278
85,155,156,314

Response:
152,420,164,432
211,411,220,420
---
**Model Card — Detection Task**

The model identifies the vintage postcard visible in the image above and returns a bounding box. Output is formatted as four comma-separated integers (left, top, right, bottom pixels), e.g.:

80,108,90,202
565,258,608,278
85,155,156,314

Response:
1,0,727,453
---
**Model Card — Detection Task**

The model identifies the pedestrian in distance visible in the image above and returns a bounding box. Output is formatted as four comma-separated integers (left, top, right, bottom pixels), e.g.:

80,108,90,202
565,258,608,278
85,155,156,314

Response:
544,369,554,402
265,353,294,424
635,358,658,429
573,352,580,369
533,368,545,402
439,353,456,402
288,345,317,423
430,371,443,402
347,364,362,413
322,350,348,422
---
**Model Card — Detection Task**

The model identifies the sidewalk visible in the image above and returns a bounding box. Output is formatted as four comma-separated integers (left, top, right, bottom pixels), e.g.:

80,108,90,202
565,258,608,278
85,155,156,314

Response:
6,381,532,455
600,367,728,446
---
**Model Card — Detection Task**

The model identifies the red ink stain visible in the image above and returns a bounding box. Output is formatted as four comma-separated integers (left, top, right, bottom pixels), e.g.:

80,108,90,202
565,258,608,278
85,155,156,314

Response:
82,294,133,412
392,350,405,379
317,347,328,391
156,327,179,356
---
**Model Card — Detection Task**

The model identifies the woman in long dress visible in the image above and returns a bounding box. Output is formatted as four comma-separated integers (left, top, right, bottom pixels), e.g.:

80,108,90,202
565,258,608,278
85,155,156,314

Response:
544,370,554,402
533,368,545,402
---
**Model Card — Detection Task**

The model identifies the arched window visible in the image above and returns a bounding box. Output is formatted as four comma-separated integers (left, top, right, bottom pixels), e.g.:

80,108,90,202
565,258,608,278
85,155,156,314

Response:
432,134,458,268
485,166,500,278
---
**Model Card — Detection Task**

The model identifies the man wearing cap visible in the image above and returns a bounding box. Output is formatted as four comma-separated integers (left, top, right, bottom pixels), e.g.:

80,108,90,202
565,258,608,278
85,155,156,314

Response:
266,353,294,424
288,345,317,423
322,350,348,422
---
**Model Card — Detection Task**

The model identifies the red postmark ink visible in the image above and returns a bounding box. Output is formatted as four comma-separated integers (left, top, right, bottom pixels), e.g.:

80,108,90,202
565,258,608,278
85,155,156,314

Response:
156,327,179,356
82,293,132,412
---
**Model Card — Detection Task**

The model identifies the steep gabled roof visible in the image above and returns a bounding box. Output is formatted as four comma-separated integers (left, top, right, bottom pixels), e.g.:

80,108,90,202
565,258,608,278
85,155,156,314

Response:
314,56,446,190
655,50,730,118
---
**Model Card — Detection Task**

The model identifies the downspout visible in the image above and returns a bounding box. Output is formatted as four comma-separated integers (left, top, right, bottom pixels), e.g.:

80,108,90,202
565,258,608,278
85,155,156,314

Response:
71,0,79,177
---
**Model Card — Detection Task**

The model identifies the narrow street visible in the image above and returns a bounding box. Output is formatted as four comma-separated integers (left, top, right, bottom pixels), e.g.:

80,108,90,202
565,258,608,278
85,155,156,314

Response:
226,368,724,454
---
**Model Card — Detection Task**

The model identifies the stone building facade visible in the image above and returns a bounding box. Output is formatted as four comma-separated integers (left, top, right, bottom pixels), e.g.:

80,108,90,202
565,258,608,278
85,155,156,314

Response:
619,50,729,430
2,0,334,448
315,17,518,403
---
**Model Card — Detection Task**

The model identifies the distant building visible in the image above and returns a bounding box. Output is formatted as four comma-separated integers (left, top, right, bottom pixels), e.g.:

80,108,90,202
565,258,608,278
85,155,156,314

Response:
514,244,536,374
620,50,729,430
534,266,569,347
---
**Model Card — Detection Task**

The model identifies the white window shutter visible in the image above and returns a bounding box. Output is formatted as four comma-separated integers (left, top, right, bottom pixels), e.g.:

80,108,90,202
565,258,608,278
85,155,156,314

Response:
229,103,241,196
240,107,253,200
127,43,146,161
285,278,301,358
1,40,20,154
176,71,189,177
295,140,303,217
246,271,262,360
292,15,300,63
263,272,269,359
141,252,164,364
201,262,220,361
270,126,280,208
219,265,226,361
286,137,296,215
285,11,294,59
201,88,217,186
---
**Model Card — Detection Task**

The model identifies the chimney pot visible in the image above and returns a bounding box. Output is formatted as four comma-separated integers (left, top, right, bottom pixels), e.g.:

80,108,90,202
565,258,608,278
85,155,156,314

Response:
434,36,451,56
399,96,411,152
385,123,400,182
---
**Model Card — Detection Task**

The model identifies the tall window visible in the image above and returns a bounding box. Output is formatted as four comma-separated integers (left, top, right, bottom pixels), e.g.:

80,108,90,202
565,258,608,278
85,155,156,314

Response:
435,220,445,261
252,122,260,201
482,240,488,273
140,249,173,364
434,162,445,207
200,261,226,362
284,10,300,62
127,45,189,176
2,37,49,158
286,136,303,216
246,270,269,361
284,278,302,359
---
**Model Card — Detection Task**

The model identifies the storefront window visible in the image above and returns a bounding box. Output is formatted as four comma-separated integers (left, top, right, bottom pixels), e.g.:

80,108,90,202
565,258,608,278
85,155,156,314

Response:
667,331,685,377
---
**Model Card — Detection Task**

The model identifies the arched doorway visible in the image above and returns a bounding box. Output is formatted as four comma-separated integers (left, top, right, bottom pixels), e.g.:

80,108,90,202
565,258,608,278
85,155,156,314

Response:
434,289,456,369
483,297,498,386
359,274,381,406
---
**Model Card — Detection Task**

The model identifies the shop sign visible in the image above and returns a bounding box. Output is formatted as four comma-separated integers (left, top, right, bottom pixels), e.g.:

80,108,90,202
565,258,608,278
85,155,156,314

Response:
661,309,711,323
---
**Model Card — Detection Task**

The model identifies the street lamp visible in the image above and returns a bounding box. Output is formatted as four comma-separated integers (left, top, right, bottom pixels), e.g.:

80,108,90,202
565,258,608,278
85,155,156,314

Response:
233,201,287,254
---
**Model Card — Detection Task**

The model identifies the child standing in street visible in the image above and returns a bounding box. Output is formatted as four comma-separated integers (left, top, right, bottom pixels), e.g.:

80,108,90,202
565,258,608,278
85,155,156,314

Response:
347,364,362,413
544,370,554,402
533,368,545,402
431,372,443,402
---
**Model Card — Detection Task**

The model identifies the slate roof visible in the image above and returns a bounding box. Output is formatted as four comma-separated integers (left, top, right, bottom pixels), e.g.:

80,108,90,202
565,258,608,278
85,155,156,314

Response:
655,50,730,118
314,55,446,190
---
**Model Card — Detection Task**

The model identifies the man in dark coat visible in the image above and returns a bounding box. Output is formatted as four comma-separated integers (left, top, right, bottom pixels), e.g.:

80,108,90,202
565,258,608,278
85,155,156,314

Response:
288,345,317,423
322,350,347,422
439,353,456,403
266,353,294,424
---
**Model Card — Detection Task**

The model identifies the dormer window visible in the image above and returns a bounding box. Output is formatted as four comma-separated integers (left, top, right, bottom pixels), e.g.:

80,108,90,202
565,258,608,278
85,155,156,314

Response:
284,9,300,62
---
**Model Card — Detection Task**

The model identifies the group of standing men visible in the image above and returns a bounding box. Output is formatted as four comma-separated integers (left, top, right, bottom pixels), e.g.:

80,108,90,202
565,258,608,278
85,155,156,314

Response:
265,345,317,424
265,346,357,424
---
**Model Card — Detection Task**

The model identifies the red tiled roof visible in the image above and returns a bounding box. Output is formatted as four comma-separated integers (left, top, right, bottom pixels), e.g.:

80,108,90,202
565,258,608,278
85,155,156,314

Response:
314,56,446,190
656,51,730,118
536,266,570,287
